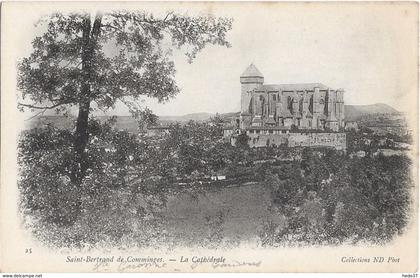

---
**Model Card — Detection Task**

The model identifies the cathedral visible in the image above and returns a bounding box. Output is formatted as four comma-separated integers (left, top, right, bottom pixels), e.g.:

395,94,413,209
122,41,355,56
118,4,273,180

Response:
239,64,345,132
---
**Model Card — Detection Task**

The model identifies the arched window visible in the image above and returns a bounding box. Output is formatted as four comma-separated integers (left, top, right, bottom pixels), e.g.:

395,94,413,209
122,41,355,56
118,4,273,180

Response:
299,98,303,113
260,96,265,115
322,97,328,114
309,96,313,113
287,96,293,113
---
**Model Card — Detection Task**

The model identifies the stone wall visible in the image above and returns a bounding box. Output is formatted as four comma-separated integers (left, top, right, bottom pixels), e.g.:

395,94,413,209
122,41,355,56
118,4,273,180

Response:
235,132,346,150
288,132,346,150
248,133,289,147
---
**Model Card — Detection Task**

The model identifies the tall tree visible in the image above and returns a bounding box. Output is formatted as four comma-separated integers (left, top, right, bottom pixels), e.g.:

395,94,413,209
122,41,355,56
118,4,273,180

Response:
18,11,232,184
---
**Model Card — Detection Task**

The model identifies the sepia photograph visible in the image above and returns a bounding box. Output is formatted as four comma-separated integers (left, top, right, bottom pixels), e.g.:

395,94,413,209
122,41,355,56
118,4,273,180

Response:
1,1,418,273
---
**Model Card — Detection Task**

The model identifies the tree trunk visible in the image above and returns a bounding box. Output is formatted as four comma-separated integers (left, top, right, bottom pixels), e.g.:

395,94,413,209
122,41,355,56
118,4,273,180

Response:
71,98,91,184
65,13,103,225
70,13,102,185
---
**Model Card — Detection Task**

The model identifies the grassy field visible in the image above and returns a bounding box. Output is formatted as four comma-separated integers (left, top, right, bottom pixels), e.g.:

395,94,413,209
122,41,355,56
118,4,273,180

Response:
162,182,284,248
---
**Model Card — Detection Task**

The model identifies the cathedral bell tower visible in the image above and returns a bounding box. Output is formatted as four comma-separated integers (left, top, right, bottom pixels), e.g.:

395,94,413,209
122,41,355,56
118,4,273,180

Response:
239,64,264,129
240,64,264,114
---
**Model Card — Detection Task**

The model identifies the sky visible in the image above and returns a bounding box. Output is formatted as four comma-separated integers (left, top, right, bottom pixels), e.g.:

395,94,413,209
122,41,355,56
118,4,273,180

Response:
5,1,418,117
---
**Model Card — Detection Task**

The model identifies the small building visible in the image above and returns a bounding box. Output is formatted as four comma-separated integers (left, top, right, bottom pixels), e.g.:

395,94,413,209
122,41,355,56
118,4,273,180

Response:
146,125,171,137
211,175,226,181
356,150,366,158
378,138,388,146
223,125,236,138
394,142,411,150
345,121,359,131
377,148,407,156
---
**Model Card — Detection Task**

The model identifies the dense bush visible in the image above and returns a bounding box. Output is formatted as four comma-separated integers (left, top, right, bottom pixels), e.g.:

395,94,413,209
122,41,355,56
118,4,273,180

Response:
19,119,168,248
261,148,412,246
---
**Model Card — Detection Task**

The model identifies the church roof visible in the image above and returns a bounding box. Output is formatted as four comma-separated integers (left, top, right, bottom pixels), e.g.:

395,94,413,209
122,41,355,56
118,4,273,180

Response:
241,64,264,78
262,83,329,92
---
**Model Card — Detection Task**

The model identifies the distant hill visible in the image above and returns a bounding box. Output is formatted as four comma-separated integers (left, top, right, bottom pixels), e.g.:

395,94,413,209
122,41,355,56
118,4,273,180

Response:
159,112,215,123
25,104,399,131
158,112,240,124
24,113,220,132
344,103,400,121
157,104,400,122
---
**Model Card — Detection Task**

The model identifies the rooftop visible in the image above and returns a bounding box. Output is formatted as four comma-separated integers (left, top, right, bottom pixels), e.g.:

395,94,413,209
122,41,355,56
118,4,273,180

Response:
147,125,170,130
246,126,290,130
241,64,264,78
261,83,329,92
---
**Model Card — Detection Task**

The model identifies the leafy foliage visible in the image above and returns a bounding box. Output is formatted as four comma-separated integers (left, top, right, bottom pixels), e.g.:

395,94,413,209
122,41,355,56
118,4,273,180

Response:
19,120,413,248
262,148,412,245
18,11,232,112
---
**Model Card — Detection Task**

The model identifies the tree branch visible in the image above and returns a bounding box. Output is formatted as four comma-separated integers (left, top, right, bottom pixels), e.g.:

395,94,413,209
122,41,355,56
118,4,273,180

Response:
163,11,174,22
24,108,49,121
101,23,122,33
18,101,71,110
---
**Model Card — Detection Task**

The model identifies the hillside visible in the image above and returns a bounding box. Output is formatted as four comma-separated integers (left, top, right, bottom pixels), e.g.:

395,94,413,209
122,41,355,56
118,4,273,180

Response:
344,103,399,121
25,103,399,131
159,104,401,122
159,112,215,122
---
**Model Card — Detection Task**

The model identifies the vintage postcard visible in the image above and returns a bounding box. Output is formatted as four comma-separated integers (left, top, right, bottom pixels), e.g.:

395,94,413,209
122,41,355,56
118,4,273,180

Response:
1,1,418,273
